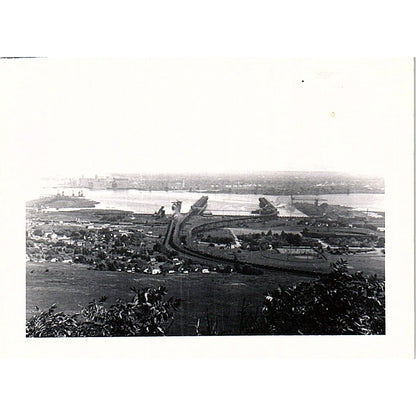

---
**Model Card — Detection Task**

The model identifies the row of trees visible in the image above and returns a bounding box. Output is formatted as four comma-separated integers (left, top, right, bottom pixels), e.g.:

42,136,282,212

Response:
239,230,305,250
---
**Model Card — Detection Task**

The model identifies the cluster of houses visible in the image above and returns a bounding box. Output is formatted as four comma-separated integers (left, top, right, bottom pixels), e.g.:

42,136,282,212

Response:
26,219,227,275
141,257,216,275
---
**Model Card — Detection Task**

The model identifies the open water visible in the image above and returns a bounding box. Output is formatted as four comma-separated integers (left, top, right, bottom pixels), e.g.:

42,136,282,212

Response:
27,182,385,216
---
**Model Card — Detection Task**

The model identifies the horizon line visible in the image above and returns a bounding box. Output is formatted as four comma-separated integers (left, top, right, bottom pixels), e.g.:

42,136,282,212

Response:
40,170,385,179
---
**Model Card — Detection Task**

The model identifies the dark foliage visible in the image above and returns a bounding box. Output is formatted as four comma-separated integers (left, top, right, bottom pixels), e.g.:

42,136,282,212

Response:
234,263,264,275
26,286,180,337
253,259,385,335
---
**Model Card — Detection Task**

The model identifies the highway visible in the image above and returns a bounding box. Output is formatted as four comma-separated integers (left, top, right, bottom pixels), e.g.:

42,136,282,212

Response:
163,213,326,276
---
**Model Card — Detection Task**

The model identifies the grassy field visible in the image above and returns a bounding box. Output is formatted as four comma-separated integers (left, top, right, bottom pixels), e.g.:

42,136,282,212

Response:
329,252,385,277
26,262,317,336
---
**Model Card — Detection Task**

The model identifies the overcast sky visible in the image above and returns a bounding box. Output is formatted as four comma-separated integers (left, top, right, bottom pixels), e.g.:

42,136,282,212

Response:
1,58,412,181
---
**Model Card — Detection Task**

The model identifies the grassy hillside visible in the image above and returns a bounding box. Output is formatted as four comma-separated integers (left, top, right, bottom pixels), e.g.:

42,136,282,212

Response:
26,262,316,336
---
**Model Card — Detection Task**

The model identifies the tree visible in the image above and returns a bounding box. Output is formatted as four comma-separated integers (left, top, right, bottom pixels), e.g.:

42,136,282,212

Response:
254,259,385,335
26,286,180,337
153,242,162,252
97,251,107,260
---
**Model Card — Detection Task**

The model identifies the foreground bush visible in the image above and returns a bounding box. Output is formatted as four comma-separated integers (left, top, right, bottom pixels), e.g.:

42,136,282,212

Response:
26,286,180,337
256,259,385,335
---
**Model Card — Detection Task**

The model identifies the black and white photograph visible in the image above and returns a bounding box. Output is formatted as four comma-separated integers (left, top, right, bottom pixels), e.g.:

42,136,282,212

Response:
0,4,415,416
5,58,398,337
0,57,413,356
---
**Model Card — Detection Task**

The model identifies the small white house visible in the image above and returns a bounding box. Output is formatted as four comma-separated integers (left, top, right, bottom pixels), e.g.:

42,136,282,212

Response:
49,233,58,241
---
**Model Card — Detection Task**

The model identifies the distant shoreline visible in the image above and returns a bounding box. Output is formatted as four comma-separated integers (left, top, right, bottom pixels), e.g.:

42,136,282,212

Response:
59,185,384,196
26,195,99,210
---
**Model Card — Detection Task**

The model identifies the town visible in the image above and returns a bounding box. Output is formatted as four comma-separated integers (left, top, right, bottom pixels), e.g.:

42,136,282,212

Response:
26,194,385,277
63,171,385,195
26,208,223,276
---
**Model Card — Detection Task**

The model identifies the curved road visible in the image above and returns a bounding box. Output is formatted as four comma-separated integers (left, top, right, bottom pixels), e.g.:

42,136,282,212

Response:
163,214,327,276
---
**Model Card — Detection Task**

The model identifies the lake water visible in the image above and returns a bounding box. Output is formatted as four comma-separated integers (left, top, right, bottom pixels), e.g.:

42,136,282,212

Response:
28,183,385,216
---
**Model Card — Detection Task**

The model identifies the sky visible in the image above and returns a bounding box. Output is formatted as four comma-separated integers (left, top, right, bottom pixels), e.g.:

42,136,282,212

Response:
0,58,412,182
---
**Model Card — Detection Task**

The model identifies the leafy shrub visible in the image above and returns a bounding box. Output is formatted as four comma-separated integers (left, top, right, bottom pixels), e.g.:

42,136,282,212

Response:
255,259,385,335
26,286,180,337
26,304,79,337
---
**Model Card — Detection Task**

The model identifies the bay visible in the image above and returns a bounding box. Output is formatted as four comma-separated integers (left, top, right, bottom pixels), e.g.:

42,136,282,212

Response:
27,182,385,216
